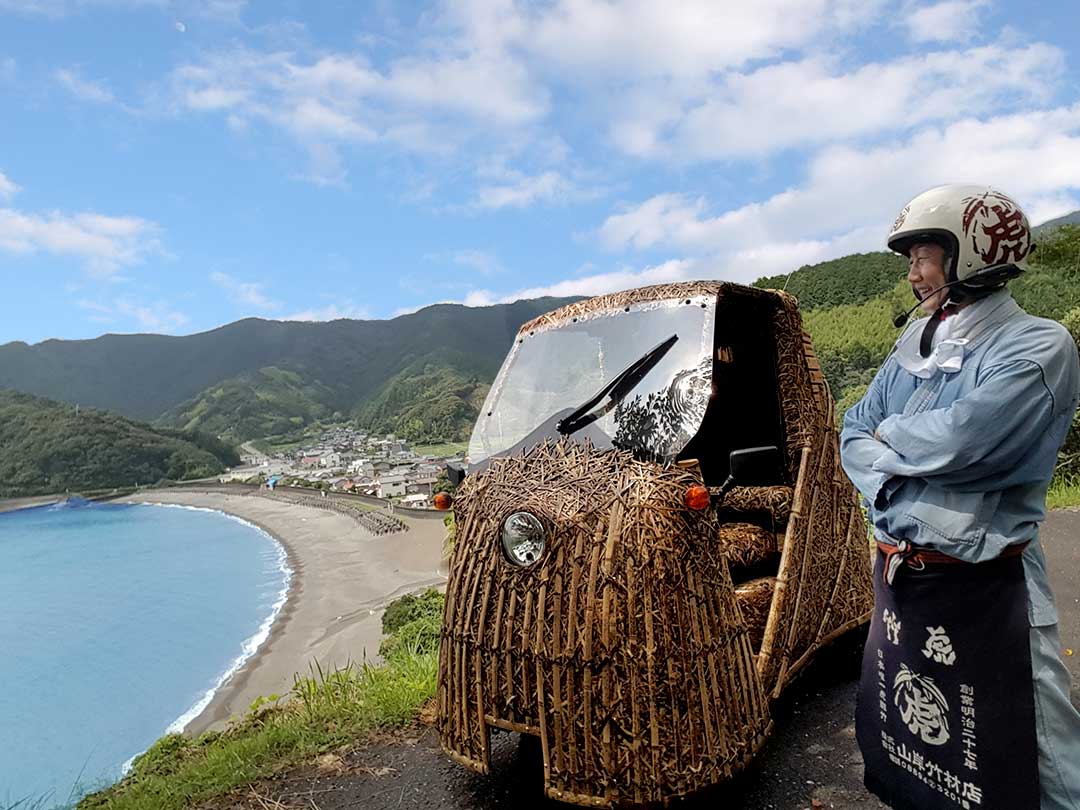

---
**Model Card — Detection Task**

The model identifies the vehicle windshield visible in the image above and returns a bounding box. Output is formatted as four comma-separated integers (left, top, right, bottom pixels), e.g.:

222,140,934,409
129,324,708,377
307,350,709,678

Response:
469,296,716,466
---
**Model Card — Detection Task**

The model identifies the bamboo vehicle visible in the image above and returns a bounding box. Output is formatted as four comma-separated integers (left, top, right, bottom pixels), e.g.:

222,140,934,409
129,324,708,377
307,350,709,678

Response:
436,281,873,807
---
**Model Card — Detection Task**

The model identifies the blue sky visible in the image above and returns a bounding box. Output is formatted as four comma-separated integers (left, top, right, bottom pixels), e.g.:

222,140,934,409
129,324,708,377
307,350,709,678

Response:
1,0,1079,344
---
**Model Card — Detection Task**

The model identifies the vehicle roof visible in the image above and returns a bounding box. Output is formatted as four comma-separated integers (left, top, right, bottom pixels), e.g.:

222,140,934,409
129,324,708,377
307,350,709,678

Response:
517,280,789,336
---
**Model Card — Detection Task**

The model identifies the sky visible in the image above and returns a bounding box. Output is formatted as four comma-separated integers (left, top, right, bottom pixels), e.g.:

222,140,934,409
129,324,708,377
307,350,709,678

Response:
1,0,1079,344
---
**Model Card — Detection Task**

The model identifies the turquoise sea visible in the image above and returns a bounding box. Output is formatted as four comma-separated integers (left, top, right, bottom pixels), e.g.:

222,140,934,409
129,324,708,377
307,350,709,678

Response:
0,500,291,808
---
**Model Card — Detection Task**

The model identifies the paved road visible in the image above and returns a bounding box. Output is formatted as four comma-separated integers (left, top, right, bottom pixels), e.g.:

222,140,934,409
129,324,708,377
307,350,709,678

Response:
1044,510,1080,695
225,511,1079,810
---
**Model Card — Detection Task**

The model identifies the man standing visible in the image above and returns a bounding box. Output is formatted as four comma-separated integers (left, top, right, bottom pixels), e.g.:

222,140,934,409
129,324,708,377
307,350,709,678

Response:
840,184,1080,810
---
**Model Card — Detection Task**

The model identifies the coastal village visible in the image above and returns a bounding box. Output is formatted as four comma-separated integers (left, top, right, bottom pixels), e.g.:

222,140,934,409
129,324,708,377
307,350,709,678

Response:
219,425,458,508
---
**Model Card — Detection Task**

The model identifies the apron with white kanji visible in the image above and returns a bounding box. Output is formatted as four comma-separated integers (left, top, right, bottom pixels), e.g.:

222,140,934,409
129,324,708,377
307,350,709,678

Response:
855,551,1039,810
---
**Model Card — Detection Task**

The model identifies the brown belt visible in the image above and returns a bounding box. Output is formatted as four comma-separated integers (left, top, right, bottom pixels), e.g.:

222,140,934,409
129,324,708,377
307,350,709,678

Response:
875,539,1029,585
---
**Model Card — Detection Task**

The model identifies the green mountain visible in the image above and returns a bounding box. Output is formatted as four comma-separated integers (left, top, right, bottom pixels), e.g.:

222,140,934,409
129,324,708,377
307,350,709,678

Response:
754,251,907,309
0,297,576,444
355,360,491,442
0,389,240,498
1,216,1076,449
160,366,338,441
1034,210,1080,237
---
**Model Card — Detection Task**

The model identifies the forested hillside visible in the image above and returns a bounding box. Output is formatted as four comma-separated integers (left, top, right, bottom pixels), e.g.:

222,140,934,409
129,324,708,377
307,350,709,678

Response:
767,225,1080,431
754,252,907,309
159,367,338,441
0,297,575,444
355,360,490,442
0,390,240,497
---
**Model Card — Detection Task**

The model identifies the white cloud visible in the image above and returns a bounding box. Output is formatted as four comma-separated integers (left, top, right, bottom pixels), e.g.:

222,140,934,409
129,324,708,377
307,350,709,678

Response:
415,0,889,164
461,258,702,307
473,169,587,210
55,67,116,104
169,0,882,161
451,249,502,276
905,0,989,43
0,170,18,202
172,50,381,184
282,301,370,321
209,271,280,312
618,41,1062,160
286,98,377,142
158,2,1069,212
171,42,541,140
1025,193,1080,228
517,0,880,81
77,298,113,323
0,204,161,276
78,297,189,333
116,299,187,332
380,51,546,128
598,103,1080,280
169,36,557,187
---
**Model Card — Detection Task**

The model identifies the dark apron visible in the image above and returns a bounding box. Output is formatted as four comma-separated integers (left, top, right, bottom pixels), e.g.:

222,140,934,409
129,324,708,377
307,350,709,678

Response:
855,550,1039,810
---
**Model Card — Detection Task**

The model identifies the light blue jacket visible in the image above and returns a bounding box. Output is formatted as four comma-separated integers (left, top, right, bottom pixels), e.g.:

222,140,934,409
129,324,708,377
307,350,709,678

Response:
840,291,1080,627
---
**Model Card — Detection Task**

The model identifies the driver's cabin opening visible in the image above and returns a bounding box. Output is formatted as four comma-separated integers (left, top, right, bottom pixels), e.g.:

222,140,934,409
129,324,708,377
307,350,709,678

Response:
680,291,787,489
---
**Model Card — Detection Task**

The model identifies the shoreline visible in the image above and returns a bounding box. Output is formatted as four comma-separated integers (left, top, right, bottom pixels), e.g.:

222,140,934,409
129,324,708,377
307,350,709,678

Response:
0,495,62,514
119,490,447,736
155,504,295,736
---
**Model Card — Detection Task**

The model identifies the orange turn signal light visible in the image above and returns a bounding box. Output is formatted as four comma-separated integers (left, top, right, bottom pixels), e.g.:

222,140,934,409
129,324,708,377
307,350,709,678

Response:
683,484,710,511
433,491,453,510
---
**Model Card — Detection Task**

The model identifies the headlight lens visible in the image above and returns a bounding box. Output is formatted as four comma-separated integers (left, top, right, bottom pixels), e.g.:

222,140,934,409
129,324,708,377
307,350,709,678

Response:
501,511,546,567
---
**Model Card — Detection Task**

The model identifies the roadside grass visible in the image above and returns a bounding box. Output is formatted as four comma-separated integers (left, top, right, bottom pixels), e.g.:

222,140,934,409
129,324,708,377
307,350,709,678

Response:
412,441,467,458
77,595,443,810
1047,473,1080,510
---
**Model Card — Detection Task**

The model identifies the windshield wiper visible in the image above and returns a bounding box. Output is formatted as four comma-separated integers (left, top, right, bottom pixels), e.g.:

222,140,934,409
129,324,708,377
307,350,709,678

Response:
556,334,679,436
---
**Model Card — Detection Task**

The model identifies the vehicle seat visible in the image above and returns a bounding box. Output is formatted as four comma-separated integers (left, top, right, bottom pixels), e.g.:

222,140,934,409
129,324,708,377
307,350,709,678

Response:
717,484,792,654
719,485,793,528
735,576,775,652
716,522,781,570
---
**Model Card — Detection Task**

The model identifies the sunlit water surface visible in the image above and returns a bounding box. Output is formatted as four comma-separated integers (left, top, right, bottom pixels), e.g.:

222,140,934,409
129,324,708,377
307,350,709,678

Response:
0,500,290,808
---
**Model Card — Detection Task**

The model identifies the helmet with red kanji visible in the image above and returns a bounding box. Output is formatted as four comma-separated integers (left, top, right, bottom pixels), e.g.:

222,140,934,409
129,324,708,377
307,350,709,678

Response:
887,184,1033,289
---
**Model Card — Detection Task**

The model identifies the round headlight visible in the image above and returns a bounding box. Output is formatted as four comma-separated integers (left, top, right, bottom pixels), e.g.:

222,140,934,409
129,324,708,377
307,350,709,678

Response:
501,511,546,567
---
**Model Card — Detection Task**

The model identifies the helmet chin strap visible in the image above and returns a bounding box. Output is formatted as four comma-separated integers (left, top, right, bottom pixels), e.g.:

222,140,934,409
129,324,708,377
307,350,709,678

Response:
918,301,951,358
918,278,1010,357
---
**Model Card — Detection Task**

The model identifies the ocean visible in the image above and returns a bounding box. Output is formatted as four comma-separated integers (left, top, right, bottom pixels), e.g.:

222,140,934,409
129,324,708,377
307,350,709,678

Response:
0,500,291,809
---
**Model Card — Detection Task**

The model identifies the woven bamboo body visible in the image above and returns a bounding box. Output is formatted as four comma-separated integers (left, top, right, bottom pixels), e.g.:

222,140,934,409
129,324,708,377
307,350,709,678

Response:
755,294,874,698
437,281,873,806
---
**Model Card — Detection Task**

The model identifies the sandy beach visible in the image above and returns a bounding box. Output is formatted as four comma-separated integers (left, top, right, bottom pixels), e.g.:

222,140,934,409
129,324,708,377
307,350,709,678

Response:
118,490,448,735
0,495,61,514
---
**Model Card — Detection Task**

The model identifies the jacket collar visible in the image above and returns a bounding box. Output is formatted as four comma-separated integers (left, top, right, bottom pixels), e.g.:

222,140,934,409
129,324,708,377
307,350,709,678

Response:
893,291,1019,378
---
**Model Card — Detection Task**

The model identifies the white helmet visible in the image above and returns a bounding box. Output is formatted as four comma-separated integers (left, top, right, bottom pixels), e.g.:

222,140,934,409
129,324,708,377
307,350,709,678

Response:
887,184,1033,288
